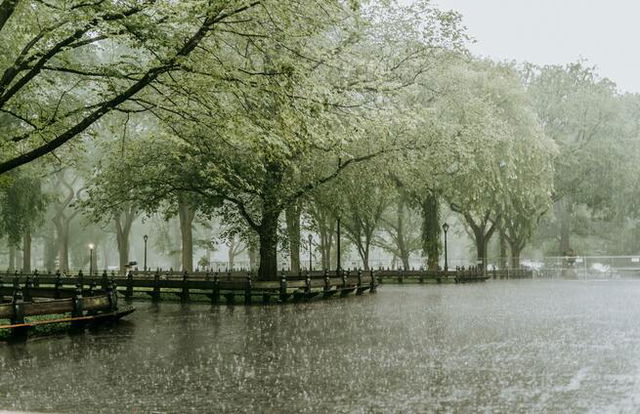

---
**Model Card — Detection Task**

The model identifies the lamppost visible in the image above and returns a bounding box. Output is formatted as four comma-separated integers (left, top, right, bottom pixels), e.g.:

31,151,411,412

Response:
442,223,449,273
88,243,95,277
143,234,149,272
336,217,342,273
308,234,313,271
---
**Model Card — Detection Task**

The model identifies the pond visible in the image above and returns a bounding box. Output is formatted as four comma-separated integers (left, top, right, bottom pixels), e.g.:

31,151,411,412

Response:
1,280,640,412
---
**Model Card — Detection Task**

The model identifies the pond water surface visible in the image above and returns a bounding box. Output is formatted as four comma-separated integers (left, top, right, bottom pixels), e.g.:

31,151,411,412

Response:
2,280,640,413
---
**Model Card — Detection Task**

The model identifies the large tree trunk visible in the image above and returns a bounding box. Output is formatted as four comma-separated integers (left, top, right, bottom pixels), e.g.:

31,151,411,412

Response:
43,227,57,272
248,243,259,271
101,243,109,272
362,245,370,271
91,243,98,275
22,230,31,273
510,242,522,269
257,211,280,281
57,222,70,273
116,227,129,273
319,218,334,270
115,204,137,274
178,196,195,272
499,228,508,269
396,197,410,270
228,246,235,270
285,201,301,273
8,245,15,272
421,193,441,270
475,233,487,270
556,199,571,255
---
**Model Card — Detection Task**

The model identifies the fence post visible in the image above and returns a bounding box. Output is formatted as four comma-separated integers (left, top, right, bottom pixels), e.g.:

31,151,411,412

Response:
279,271,288,302
181,270,189,302
356,270,363,295
323,269,330,297
54,272,62,299
107,278,118,312
244,273,252,305
101,270,109,291
11,286,27,338
303,271,310,298
72,283,84,318
11,286,25,325
126,271,134,299
153,270,161,301
33,270,39,288
212,272,220,305
23,275,33,302
88,279,96,296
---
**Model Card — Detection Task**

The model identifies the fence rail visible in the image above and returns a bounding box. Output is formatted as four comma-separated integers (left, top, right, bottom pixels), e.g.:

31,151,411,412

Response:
0,265,505,305
0,269,380,305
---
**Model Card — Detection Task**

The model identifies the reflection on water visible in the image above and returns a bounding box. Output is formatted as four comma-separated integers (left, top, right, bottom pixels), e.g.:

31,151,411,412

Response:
2,280,640,412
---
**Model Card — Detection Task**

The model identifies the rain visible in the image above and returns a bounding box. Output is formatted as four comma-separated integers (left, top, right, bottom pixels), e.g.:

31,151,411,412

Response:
2,0,640,412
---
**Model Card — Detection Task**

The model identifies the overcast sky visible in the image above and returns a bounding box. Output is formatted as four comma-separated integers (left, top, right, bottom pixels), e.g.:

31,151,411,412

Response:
432,0,640,93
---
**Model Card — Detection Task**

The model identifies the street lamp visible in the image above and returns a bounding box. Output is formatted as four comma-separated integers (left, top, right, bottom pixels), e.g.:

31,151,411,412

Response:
143,234,149,272
336,217,342,273
442,223,449,273
308,234,313,271
88,243,95,277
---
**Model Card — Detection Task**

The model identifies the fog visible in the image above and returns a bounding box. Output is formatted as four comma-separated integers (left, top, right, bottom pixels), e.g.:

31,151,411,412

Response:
435,0,640,92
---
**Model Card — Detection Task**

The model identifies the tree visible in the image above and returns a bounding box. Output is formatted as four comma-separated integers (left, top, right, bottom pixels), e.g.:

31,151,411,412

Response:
0,1,266,175
307,190,338,270
523,62,619,254
376,189,422,269
136,1,466,280
332,163,393,270
441,60,554,270
0,169,47,271
50,169,81,272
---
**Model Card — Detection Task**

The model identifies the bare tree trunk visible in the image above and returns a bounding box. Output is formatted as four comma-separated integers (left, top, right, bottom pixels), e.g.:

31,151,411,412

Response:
556,199,571,255
116,226,129,273
52,171,79,273
8,245,15,272
115,205,137,274
362,245,370,271
475,235,487,270
395,197,410,269
227,236,246,271
258,210,280,281
248,243,259,271
22,230,31,273
421,193,440,270
102,242,109,272
510,245,522,269
465,212,497,273
178,196,195,272
285,201,301,273
91,242,98,274
43,227,57,272
319,219,334,270
57,221,70,272
499,228,508,269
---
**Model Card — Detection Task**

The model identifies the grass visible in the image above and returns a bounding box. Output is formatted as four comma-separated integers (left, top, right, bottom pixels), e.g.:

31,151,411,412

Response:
0,313,70,340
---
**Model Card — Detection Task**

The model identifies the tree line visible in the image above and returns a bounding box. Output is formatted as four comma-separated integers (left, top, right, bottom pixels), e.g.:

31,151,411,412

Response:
1,1,639,279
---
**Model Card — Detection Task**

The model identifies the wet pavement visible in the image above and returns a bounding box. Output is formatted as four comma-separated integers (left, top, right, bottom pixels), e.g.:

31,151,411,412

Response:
1,280,640,412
